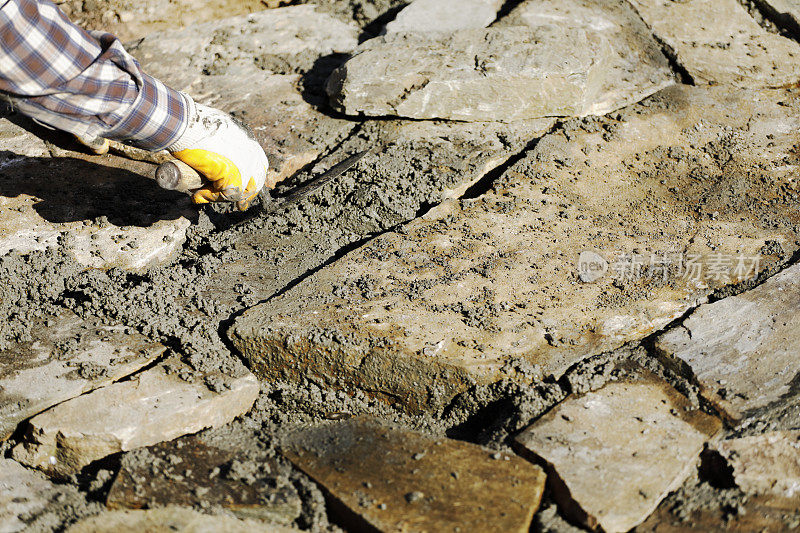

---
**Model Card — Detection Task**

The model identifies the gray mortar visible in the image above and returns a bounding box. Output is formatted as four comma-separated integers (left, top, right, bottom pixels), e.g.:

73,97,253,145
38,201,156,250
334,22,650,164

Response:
2,2,800,531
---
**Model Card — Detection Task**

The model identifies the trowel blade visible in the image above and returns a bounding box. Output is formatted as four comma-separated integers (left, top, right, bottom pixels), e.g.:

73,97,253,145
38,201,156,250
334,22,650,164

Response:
264,148,372,210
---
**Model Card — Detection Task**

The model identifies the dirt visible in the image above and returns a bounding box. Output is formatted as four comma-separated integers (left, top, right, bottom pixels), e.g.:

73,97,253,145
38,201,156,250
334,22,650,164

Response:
2,1,800,532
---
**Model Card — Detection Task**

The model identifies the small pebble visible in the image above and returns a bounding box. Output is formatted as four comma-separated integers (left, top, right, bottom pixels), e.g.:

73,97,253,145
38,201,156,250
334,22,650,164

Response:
404,491,424,503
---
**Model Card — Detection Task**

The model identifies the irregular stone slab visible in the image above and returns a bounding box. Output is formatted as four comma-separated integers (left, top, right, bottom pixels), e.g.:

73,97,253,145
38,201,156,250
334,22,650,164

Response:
0,310,165,441
655,263,800,424
230,85,800,412
496,0,675,116
714,432,800,503
627,0,800,88
384,0,502,34
132,6,359,185
106,434,301,525
283,417,546,533
514,366,721,532
67,507,301,533
0,458,86,533
12,359,259,477
327,9,673,121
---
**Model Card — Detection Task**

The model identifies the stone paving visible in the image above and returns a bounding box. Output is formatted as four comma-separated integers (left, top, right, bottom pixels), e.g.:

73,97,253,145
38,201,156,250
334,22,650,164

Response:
2,1,800,532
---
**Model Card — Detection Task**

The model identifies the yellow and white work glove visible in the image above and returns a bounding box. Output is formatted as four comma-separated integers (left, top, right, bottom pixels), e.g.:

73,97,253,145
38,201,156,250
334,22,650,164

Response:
167,96,270,207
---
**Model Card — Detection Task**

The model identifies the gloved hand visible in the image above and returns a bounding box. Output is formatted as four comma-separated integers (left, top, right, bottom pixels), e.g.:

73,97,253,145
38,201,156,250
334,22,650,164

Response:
167,97,270,207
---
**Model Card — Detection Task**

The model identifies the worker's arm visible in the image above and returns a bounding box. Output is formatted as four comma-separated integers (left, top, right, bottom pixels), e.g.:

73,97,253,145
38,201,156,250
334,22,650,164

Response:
0,0,268,205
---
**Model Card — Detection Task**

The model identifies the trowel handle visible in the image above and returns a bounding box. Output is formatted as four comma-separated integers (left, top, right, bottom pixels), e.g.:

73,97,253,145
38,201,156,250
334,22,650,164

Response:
154,160,205,193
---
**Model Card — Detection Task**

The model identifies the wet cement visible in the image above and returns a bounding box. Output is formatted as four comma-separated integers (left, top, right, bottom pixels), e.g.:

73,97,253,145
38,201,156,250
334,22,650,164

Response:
3,1,800,531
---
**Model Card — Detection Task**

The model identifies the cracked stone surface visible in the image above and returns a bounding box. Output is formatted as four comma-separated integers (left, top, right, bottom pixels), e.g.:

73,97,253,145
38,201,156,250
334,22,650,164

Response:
628,0,800,88
383,0,503,34
496,0,675,116
66,507,301,533
327,1,673,121
229,85,800,413
714,431,800,504
0,310,165,441
12,359,259,477
655,262,800,424
131,6,359,186
282,417,546,533
0,117,192,270
106,434,302,525
514,365,721,533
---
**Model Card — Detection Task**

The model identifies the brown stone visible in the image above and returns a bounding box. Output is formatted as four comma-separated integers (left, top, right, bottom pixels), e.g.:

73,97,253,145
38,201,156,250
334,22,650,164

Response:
229,85,800,413
655,263,800,424
514,366,722,532
282,417,546,533
0,310,165,441
12,359,259,477
106,434,301,525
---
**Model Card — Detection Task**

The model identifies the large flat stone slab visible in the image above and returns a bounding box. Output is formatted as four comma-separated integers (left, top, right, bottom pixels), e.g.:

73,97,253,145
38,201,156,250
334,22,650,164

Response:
229,85,800,413
67,507,301,533
12,359,259,477
655,263,800,424
0,310,165,441
0,116,192,270
283,417,546,532
327,3,673,121
106,434,301,525
132,6,359,186
627,0,800,88
514,366,721,532
384,0,502,34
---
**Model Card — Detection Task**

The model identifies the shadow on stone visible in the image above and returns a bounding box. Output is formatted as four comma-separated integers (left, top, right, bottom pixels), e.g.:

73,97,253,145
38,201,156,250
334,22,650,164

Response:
0,151,191,228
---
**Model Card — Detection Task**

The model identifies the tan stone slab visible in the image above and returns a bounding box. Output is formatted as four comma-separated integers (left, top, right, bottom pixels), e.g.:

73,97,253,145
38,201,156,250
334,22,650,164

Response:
384,0,503,34
229,85,800,413
66,507,300,533
12,359,259,477
497,0,675,116
515,366,722,533
0,310,165,441
282,417,546,533
0,118,194,270
132,6,358,186
627,0,800,88
327,19,673,121
655,263,800,424
106,434,301,525
714,431,800,503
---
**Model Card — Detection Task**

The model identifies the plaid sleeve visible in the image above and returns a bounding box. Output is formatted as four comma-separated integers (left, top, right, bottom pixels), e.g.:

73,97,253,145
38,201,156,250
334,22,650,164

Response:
0,0,187,151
